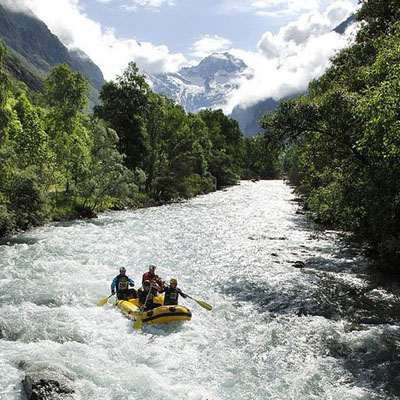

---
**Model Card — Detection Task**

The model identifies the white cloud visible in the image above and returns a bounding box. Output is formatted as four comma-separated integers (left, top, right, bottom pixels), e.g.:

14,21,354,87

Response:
325,1,354,26
120,0,176,11
0,0,29,12
253,0,319,16
219,0,320,16
224,1,358,112
190,35,232,58
249,0,356,19
0,0,186,79
96,0,176,11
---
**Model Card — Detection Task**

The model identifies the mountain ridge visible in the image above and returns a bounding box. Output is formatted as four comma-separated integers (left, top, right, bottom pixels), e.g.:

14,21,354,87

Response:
0,3,105,102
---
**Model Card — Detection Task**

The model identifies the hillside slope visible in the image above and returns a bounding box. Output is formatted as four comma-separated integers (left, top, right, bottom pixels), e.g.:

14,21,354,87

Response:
0,3,105,101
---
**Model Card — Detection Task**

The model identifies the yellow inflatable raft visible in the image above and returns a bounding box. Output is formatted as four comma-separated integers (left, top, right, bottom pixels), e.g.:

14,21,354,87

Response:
116,293,192,326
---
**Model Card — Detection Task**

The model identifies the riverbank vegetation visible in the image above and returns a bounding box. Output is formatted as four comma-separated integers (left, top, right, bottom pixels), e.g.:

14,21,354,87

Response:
262,0,400,267
0,39,277,236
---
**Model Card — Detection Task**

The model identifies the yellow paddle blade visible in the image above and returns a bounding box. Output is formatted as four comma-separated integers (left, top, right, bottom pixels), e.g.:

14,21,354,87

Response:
96,297,109,307
195,299,212,311
133,316,143,330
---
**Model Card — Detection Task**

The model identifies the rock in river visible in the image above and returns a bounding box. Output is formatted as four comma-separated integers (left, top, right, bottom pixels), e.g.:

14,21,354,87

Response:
19,361,75,400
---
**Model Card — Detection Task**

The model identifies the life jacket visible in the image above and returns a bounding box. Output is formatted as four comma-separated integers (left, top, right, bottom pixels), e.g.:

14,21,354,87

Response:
139,288,157,305
143,272,163,290
164,287,179,305
116,275,130,292
142,271,157,283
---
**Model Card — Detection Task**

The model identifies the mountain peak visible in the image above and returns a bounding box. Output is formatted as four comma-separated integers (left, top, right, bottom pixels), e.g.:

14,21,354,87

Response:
147,52,250,114
205,51,241,62
190,52,247,77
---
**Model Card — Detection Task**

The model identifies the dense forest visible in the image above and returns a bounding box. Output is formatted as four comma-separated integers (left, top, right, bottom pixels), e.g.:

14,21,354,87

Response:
0,41,276,237
262,0,400,267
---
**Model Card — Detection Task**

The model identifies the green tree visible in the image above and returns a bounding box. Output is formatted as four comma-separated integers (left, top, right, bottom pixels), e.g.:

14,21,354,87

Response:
77,120,137,213
0,39,15,234
244,134,281,179
0,39,11,140
45,64,91,193
94,62,149,171
199,109,245,188
8,168,49,230
11,93,51,169
261,2,400,266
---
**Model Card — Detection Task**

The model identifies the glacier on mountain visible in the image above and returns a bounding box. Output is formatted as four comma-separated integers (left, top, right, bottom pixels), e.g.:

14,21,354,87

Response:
146,52,253,113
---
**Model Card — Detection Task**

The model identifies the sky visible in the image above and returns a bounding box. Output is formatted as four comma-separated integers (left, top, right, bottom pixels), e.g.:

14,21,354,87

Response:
1,0,360,110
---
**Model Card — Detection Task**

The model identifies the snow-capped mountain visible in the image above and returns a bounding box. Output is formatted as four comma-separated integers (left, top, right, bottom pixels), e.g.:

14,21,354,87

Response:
146,52,252,113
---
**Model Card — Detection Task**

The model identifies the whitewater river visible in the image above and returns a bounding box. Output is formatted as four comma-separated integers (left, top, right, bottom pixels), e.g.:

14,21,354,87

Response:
1,181,400,400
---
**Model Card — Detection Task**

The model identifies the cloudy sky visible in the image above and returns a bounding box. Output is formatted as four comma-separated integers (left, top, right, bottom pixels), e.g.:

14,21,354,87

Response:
1,0,360,110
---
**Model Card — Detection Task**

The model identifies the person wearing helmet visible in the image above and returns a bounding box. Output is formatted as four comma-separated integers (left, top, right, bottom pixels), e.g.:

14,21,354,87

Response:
160,278,187,306
111,267,136,300
138,280,162,310
142,265,164,291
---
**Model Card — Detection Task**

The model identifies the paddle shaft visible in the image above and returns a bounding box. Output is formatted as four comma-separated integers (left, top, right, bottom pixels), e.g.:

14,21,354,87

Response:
134,284,155,329
97,293,115,306
164,284,212,311
142,284,154,310
185,294,212,311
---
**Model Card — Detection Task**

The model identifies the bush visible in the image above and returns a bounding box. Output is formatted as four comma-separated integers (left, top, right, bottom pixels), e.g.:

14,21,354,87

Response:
9,169,49,230
183,174,215,198
0,201,15,236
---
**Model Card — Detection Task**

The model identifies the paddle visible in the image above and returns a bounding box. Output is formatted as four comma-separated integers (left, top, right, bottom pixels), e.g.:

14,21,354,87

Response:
185,294,212,311
96,293,115,307
164,283,213,311
133,285,153,330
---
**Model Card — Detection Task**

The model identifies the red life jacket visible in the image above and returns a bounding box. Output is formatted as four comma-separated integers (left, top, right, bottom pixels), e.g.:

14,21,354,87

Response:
142,271,159,284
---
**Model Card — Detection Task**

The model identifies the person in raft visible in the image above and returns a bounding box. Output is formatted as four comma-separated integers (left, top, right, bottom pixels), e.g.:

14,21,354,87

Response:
142,264,164,291
159,278,187,305
111,267,137,300
138,280,162,310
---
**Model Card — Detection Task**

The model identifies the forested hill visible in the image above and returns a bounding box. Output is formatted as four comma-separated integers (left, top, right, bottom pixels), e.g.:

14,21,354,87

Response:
0,4,104,100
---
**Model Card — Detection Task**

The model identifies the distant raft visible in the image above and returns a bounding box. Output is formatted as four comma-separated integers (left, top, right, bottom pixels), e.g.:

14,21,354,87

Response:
116,293,192,326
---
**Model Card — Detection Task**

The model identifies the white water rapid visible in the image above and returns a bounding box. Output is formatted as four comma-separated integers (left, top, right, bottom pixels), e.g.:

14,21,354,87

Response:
1,181,399,400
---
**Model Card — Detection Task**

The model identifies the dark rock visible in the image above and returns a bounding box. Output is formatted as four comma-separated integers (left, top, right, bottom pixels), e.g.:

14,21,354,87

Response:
292,261,305,268
75,205,98,219
343,324,368,333
292,197,304,203
19,361,75,400
271,253,279,257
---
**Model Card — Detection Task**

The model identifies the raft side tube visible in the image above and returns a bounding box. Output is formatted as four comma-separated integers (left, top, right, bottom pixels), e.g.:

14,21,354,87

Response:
116,295,192,325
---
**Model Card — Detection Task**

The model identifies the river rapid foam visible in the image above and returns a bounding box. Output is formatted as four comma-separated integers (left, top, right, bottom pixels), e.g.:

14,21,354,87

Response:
1,181,399,400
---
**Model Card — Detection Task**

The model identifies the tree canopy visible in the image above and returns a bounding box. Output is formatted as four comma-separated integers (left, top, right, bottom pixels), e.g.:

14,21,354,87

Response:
261,0,400,267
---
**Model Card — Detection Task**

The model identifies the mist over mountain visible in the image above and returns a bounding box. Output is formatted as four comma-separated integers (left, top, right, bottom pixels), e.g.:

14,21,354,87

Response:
0,2,105,102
